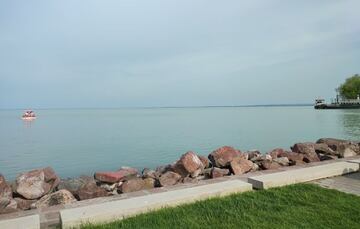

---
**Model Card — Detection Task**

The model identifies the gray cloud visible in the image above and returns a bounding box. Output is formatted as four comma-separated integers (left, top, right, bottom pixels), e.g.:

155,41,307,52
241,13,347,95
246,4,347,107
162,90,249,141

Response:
0,0,359,108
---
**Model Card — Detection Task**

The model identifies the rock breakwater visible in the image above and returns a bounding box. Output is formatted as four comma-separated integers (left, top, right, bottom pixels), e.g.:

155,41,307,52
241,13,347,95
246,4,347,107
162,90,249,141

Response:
1,138,359,214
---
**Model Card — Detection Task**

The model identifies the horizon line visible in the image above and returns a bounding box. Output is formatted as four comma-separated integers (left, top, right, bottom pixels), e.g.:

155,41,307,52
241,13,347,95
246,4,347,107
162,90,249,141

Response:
0,103,313,110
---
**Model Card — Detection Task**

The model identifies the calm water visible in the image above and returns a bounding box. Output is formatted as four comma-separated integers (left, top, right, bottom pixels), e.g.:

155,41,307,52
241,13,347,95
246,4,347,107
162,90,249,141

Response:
1,106,360,180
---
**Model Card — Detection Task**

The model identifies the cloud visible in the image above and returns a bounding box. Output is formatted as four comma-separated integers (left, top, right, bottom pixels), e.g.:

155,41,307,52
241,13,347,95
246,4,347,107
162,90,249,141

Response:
0,0,359,108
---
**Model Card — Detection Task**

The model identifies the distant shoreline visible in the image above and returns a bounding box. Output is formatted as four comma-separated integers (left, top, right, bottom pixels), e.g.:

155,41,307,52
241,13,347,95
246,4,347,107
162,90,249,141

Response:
0,104,313,111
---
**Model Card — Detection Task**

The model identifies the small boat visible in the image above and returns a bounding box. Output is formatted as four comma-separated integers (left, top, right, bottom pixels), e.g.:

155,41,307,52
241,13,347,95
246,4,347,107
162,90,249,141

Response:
315,95,360,109
22,110,36,120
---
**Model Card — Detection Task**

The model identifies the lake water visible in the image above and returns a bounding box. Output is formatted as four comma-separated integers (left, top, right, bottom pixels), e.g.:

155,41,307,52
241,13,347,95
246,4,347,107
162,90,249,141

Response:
1,106,360,180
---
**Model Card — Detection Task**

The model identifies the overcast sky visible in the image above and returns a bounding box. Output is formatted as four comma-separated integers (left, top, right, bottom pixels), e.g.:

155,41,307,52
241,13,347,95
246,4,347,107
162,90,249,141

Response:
0,0,359,109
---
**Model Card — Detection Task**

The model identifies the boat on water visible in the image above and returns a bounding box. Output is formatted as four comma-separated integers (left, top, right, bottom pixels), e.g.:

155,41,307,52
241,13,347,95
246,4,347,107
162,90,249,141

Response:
315,95,360,109
22,110,36,120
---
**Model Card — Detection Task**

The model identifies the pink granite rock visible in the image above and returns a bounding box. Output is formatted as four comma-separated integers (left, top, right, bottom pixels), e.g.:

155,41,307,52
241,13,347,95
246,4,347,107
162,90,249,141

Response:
208,146,243,167
95,167,138,183
230,158,253,175
15,167,60,200
211,168,230,178
173,151,203,177
198,155,210,169
291,143,320,163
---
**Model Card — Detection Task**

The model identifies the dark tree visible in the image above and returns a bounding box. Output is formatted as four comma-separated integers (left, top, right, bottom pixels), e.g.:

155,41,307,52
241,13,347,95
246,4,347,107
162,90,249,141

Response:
338,74,360,99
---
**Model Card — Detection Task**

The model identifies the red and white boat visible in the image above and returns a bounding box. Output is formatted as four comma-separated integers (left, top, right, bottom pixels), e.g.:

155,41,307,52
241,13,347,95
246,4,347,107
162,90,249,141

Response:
22,110,36,120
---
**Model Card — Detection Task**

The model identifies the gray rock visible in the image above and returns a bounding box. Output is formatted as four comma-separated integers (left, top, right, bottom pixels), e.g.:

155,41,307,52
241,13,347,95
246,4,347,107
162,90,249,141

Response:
0,174,12,199
251,163,260,172
273,157,290,166
246,150,262,160
14,198,36,210
159,172,182,187
251,154,272,162
57,176,95,196
77,182,109,200
0,198,17,214
100,183,118,192
338,144,357,158
316,138,352,151
142,168,158,179
35,190,76,209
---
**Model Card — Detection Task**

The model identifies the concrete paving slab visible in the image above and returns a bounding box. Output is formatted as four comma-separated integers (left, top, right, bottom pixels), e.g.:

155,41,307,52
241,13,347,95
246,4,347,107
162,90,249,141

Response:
248,161,359,189
0,214,40,229
347,159,360,164
311,172,360,196
60,180,252,229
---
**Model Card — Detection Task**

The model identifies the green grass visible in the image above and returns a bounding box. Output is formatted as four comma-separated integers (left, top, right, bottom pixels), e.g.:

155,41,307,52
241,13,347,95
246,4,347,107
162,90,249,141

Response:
81,184,360,229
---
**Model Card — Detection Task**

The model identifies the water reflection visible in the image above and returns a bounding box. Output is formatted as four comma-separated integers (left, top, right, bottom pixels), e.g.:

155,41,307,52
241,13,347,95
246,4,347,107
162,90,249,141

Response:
338,110,360,140
22,119,35,128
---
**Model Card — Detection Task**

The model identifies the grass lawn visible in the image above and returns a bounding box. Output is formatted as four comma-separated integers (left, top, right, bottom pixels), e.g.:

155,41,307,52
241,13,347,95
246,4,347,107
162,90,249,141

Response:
81,184,360,229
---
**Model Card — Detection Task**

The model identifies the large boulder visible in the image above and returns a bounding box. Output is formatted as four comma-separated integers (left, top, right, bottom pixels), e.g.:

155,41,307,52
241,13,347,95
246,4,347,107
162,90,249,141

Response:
119,178,145,193
211,168,230,178
246,150,262,160
95,167,138,183
57,176,95,198
159,172,181,187
35,190,76,209
155,164,173,175
316,138,352,151
208,146,243,168
268,148,286,159
15,167,60,200
229,158,253,175
143,178,156,189
0,175,17,214
0,174,12,199
338,144,358,158
178,151,203,173
313,143,337,156
259,160,281,170
77,183,109,200
278,151,304,165
273,157,290,166
250,154,272,162
198,155,210,169
119,178,155,193
172,152,204,178
291,143,320,163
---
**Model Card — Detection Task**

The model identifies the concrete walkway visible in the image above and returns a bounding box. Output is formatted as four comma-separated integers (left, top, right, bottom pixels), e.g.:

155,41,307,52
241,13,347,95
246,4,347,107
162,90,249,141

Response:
311,172,360,196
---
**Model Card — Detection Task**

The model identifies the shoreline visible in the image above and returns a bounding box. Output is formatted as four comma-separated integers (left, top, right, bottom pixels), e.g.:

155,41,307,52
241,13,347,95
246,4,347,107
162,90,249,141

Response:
1,137,360,216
